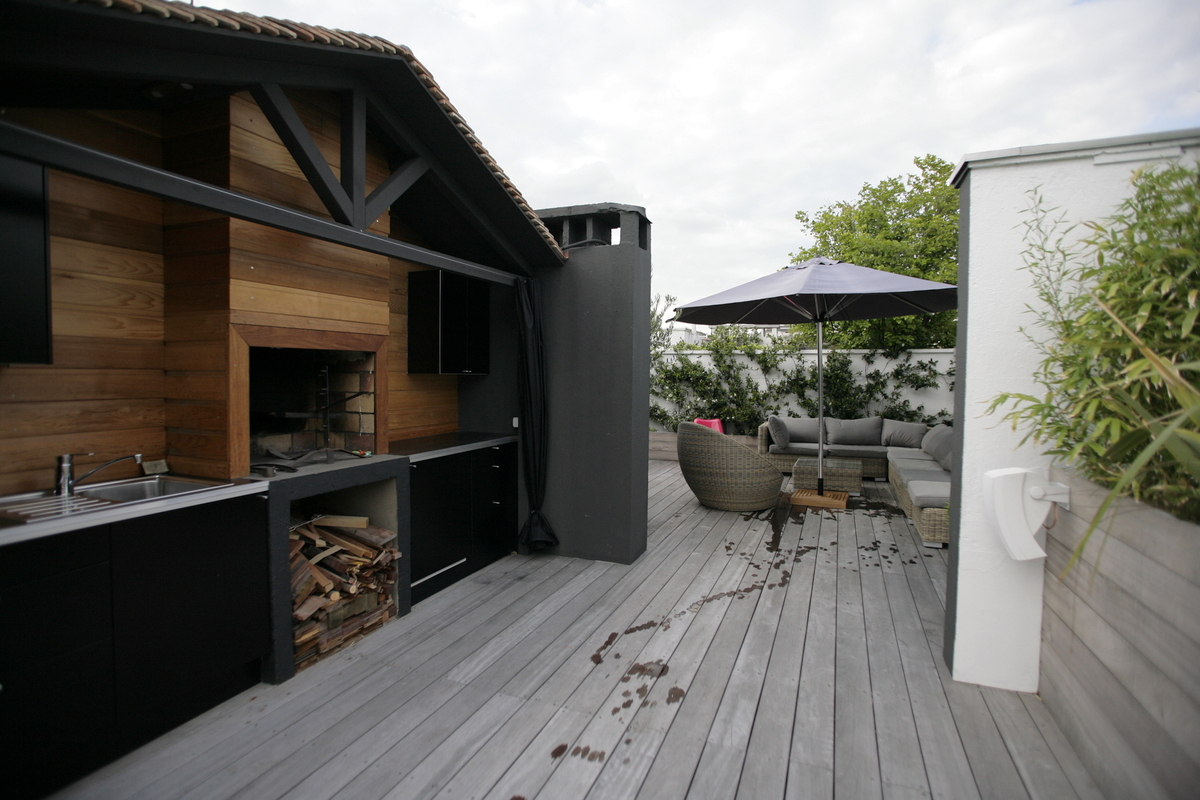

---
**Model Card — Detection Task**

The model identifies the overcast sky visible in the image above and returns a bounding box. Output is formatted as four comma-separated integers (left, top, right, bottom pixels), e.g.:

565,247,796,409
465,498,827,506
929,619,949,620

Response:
229,0,1200,307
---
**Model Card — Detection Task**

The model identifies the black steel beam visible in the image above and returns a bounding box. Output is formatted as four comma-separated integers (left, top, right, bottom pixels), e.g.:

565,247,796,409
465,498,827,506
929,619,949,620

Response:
341,88,368,230
366,87,535,277
0,119,518,286
249,83,354,226
365,157,430,227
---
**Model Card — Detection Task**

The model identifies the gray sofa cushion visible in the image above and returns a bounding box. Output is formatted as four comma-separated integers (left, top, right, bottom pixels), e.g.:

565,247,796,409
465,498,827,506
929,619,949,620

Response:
921,424,955,472
769,442,888,460
768,415,821,446
892,462,949,484
907,480,952,508
826,416,883,446
888,447,934,462
882,418,928,448
825,444,888,459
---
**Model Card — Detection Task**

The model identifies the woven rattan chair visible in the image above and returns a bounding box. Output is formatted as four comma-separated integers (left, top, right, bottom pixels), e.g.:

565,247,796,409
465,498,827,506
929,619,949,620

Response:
676,421,785,511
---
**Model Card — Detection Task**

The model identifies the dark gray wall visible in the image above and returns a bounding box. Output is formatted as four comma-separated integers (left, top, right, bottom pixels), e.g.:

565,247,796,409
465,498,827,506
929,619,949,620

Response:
532,203,651,564
944,170,969,672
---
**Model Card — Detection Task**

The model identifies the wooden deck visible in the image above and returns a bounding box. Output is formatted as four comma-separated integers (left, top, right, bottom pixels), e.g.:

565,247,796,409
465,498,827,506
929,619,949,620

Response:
56,461,1104,800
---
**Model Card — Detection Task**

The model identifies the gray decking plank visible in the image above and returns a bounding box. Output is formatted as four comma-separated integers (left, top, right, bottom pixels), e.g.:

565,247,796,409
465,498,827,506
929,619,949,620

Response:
861,512,933,800
833,510,884,800
981,686,1084,800
188,560,598,800
785,510,840,800
890,514,1031,800
734,506,822,800
483,705,593,800
433,507,737,799
242,561,619,800
379,692,525,800
880,515,981,800
268,560,606,800
593,515,786,798
539,511,776,799
632,512,780,800
1017,692,1106,800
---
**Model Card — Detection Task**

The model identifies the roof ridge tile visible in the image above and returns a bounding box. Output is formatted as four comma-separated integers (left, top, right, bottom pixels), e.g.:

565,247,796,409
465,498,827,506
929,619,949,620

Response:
52,0,565,260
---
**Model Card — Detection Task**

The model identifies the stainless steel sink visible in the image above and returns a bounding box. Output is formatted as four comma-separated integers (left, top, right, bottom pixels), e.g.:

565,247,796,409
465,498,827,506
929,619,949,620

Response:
0,476,233,524
79,476,228,503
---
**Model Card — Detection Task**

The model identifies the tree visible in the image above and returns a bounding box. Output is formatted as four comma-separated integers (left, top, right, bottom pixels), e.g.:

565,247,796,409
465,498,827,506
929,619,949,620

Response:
791,154,959,353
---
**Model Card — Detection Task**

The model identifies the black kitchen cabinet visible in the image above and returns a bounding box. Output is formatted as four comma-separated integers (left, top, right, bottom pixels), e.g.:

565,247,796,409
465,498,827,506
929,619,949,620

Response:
0,524,118,800
409,442,517,604
112,493,269,747
0,493,270,798
407,269,490,375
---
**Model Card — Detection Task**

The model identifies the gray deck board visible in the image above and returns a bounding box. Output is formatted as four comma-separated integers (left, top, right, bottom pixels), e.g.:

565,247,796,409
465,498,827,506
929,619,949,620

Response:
53,465,1099,800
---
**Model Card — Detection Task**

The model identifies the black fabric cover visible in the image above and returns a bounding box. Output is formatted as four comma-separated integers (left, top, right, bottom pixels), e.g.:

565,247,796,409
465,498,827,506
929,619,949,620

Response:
515,279,558,550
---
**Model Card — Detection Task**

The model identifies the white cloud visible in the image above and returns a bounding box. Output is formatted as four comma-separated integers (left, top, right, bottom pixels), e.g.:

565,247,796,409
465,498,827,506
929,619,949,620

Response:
230,0,1200,303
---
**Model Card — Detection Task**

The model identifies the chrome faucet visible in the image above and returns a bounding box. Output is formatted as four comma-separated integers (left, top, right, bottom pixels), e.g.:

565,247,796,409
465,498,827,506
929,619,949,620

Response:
56,453,143,496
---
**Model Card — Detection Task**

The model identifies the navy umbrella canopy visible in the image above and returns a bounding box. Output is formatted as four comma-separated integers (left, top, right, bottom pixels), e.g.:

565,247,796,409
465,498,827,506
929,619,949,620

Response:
674,256,957,326
674,256,957,496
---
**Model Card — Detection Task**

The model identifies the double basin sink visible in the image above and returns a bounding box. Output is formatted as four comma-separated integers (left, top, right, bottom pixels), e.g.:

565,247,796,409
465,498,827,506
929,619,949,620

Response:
0,476,234,525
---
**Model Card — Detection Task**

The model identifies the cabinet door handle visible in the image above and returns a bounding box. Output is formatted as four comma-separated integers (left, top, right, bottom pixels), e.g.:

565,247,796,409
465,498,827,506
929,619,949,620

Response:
492,501,501,505
491,464,500,469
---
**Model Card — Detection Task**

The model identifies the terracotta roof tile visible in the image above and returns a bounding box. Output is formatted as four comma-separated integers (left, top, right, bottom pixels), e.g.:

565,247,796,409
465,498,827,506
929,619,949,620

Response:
57,0,563,259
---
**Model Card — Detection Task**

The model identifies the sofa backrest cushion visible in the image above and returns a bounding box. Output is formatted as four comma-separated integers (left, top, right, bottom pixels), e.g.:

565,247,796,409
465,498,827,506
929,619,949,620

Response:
826,416,883,446
921,424,955,472
882,418,928,449
768,415,822,445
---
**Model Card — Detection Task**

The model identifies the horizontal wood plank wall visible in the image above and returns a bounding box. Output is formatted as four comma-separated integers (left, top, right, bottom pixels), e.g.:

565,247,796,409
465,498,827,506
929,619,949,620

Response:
1041,468,1200,800
163,99,233,479
229,90,391,474
0,110,166,495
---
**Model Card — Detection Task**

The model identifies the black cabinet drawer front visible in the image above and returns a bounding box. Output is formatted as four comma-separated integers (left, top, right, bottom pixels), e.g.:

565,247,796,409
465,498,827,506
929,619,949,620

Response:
0,561,112,671
0,524,110,586
0,638,116,732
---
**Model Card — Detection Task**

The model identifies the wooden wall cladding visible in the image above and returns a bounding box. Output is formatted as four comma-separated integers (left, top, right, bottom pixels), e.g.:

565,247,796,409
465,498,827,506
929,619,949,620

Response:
0,111,166,495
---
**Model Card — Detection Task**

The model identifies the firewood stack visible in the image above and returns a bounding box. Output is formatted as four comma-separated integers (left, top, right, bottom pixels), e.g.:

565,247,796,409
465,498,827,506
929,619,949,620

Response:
289,513,400,670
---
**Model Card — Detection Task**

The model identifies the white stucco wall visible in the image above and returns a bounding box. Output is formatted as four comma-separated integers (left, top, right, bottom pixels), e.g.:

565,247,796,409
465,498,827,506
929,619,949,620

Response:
952,131,1200,692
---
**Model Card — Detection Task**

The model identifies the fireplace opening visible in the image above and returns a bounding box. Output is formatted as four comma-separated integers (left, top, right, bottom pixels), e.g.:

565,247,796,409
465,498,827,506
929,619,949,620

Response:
249,348,376,462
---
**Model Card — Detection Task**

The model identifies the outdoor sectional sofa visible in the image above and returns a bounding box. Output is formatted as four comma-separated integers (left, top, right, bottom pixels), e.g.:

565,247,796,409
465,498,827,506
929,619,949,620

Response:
757,415,954,545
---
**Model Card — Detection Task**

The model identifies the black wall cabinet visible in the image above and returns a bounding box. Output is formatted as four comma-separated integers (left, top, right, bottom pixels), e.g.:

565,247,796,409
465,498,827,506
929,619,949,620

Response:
0,153,52,365
407,270,490,375
409,443,516,603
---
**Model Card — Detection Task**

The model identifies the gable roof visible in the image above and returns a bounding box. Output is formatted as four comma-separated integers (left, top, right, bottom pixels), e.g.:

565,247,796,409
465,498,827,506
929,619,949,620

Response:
21,0,565,262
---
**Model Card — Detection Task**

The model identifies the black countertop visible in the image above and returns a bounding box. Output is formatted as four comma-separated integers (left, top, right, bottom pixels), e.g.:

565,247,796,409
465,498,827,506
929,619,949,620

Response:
388,431,517,463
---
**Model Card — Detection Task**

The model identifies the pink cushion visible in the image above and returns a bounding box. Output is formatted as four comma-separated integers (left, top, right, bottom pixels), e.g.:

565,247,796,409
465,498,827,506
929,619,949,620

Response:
693,418,724,433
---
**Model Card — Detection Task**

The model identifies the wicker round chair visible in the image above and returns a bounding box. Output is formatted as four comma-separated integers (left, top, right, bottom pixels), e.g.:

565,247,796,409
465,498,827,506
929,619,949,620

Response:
676,421,785,511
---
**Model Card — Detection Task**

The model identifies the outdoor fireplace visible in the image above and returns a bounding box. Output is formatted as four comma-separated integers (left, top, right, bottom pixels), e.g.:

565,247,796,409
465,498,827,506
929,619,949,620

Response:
249,347,376,461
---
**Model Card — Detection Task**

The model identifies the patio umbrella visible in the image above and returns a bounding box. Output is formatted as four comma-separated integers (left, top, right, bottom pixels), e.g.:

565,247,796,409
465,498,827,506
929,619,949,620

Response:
674,256,957,497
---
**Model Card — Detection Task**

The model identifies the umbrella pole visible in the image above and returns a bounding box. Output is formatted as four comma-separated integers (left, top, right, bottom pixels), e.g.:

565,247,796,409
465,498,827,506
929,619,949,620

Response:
817,320,824,496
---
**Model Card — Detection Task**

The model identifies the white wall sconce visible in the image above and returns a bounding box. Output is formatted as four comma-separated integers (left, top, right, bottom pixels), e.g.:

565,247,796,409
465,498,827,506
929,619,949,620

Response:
982,467,1071,561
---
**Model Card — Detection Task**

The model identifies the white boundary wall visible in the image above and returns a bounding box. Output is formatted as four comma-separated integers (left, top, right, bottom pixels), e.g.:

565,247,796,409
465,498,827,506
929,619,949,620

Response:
651,348,955,427
952,130,1200,694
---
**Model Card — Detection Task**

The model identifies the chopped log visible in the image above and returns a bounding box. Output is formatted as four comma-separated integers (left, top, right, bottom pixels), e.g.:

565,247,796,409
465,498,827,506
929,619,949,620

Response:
309,545,343,566
293,595,330,622
313,529,375,559
289,538,306,558
294,620,320,645
313,564,345,590
310,566,335,594
317,514,369,529
324,524,396,549
290,555,317,604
